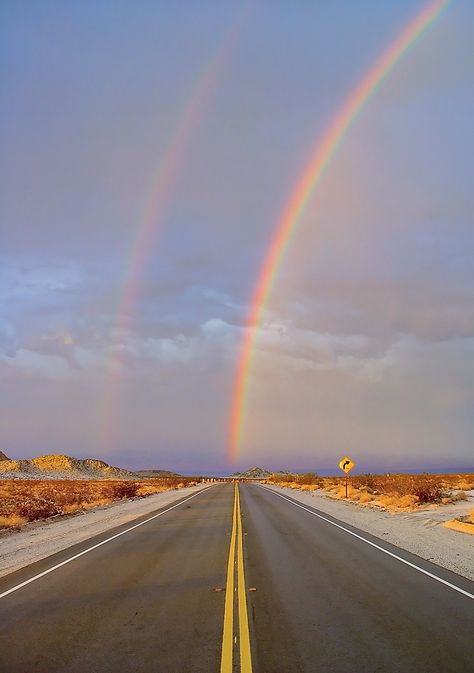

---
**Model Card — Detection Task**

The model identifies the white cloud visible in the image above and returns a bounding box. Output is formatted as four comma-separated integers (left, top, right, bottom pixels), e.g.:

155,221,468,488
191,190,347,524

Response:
0,349,71,380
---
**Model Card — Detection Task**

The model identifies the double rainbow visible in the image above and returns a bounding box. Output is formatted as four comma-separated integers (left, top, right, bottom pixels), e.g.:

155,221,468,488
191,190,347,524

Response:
229,0,452,461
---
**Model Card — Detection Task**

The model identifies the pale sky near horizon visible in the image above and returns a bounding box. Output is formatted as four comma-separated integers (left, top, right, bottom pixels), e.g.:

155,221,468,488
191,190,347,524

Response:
1,1,473,474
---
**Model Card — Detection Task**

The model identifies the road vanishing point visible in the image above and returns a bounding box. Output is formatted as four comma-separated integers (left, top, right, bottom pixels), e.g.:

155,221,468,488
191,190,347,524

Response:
0,482,473,672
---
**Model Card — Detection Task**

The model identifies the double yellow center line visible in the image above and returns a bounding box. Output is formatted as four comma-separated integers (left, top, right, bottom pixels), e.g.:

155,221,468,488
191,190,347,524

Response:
220,483,253,673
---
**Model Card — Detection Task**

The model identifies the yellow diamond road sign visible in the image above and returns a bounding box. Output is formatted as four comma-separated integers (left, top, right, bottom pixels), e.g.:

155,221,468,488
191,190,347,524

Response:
339,456,355,473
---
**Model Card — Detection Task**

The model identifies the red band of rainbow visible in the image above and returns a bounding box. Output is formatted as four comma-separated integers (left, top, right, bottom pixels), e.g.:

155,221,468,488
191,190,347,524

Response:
99,3,253,453
229,0,451,462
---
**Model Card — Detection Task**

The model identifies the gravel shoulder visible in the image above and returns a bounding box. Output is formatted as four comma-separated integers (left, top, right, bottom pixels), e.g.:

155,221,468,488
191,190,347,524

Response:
0,483,211,578
264,484,474,581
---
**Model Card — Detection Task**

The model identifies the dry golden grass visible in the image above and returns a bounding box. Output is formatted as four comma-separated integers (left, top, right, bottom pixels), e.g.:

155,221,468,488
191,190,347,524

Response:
375,494,419,509
61,498,113,514
266,471,474,511
136,484,167,497
443,520,474,535
438,474,474,491
454,480,474,491
270,472,322,487
298,484,319,492
0,476,197,529
0,515,28,528
357,491,374,504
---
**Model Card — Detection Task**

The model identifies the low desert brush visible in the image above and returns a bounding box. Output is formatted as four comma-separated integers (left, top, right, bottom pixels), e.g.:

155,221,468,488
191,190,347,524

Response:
0,476,196,528
268,470,469,511
267,472,321,488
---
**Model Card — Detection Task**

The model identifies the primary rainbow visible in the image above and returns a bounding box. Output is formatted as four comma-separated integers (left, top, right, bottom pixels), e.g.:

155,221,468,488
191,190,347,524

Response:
229,0,452,461
100,4,252,453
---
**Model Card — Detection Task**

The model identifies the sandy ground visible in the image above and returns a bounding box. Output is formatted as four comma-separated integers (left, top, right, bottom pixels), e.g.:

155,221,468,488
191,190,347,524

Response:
264,484,474,581
0,483,211,578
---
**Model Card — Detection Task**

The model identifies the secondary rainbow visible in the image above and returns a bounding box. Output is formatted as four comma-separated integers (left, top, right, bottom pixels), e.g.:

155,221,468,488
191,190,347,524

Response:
99,4,252,453
229,0,452,461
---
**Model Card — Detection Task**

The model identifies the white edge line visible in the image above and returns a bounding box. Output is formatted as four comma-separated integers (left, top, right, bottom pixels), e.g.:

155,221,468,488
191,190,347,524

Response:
260,485,474,601
0,485,216,601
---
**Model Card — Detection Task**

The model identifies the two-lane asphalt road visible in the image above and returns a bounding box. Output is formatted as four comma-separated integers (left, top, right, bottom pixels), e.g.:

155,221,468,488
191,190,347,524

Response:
241,485,473,673
0,483,472,672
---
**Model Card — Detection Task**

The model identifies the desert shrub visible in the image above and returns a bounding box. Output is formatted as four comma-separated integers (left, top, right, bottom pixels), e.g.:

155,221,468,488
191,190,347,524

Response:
15,497,62,521
267,473,292,484
410,474,445,503
319,472,453,508
294,472,321,486
438,474,474,490
0,496,25,518
345,473,445,503
109,481,140,499
353,473,377,491
138,476,195,489
267,472,321,487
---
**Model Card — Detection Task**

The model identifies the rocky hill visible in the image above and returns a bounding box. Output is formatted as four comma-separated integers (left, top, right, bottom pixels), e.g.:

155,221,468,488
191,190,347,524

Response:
0,454,139,480
135,469,180,478
231,467,295,479
231,467,272,479
0,451,11,461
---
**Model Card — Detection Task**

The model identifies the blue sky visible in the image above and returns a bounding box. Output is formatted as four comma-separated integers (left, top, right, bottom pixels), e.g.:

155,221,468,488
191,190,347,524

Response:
1,1,473,473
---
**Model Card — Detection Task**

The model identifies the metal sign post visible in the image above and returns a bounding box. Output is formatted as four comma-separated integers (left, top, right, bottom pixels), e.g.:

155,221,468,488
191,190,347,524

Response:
338,455,355,497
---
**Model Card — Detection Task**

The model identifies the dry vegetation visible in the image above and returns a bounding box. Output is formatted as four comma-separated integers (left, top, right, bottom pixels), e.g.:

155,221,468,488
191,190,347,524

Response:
0,477,197,529
266,472,474,511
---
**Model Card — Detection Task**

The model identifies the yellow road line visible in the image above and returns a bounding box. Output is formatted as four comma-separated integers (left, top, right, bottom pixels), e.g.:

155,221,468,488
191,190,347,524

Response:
236,484,253,673
220,483,253,673
220,484,237,673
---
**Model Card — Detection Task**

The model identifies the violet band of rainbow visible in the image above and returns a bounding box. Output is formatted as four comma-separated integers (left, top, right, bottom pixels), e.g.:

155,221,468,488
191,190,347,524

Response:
99,2,254,453
229,0,452,461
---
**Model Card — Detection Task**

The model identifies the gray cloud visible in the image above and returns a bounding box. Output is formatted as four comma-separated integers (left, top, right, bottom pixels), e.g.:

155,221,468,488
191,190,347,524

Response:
1,1,473,470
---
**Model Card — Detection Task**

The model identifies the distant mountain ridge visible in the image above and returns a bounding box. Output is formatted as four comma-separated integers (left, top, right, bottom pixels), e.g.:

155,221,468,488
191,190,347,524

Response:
0,454,138,480
135,469,180,478
230,467,274,479
0,451,10,461
231,467,295,479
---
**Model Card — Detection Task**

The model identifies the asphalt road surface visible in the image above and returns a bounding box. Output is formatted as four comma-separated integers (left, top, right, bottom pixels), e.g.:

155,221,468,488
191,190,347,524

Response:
0,483,473,673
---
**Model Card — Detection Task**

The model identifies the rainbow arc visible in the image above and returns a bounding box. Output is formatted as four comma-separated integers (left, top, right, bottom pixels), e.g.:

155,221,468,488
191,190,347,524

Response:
229,0,452,462
99,4,253,452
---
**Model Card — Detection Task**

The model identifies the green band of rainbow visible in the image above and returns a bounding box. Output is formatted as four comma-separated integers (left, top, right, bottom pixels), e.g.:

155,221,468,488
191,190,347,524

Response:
229,0,452,462
99,3,253,453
